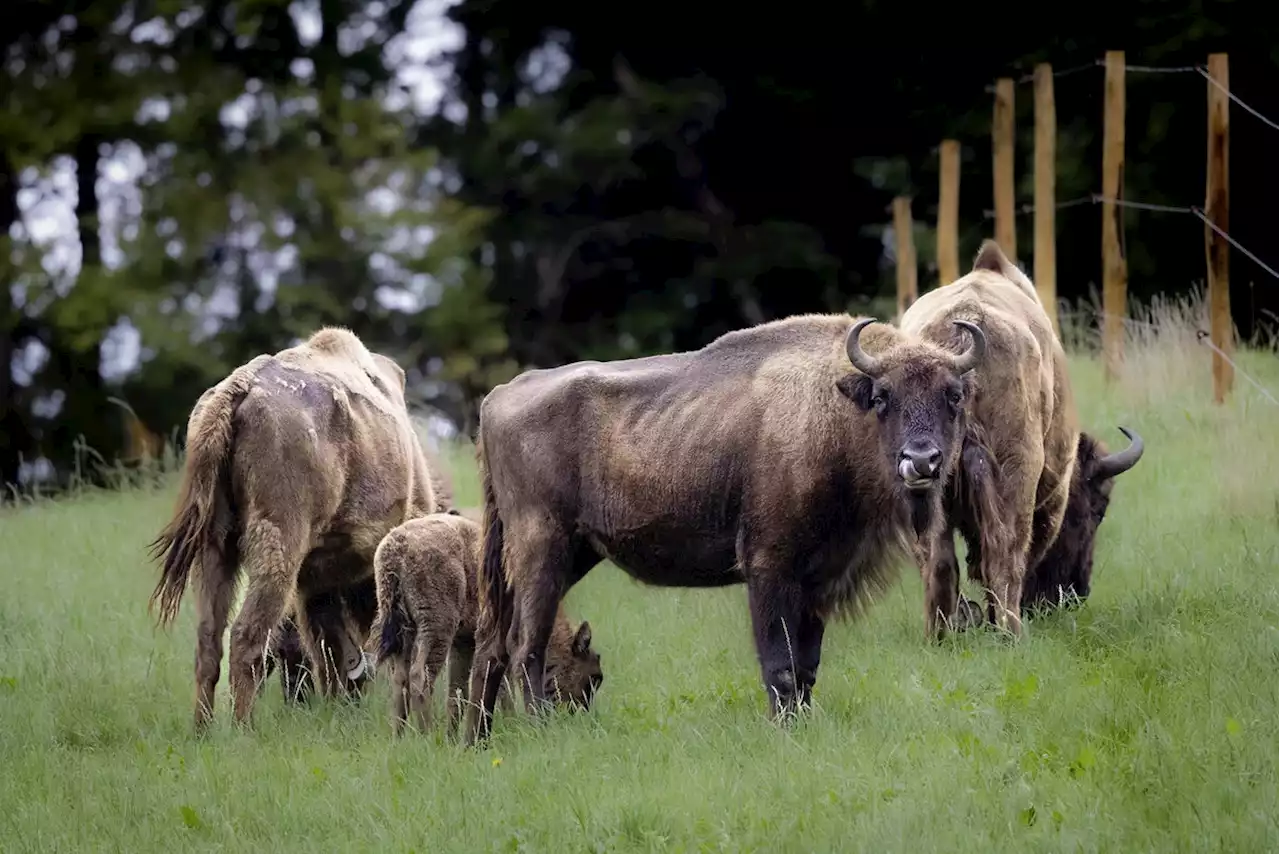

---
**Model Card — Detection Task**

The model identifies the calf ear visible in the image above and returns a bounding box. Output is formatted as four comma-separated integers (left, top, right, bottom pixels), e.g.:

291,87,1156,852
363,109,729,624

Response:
836,374,875,411
572,621,593,656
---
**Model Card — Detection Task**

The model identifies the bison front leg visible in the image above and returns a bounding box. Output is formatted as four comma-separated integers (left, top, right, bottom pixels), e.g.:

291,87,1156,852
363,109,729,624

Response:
462,627,509,745
920,526,963,641
746,574,817,720
509,533,571,715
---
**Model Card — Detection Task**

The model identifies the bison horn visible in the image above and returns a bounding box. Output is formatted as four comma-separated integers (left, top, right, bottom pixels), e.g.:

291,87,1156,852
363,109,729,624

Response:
950,321,987,374
1093,426,1144,480
845,318,884,378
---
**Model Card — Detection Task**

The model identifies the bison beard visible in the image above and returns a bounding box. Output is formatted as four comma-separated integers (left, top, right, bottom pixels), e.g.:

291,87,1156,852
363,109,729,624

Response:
462,313,987,744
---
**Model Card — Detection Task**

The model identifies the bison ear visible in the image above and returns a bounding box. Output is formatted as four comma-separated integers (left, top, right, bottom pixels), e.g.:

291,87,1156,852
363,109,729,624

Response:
572,621,592,656
972,239,1014,275
836,374,875,411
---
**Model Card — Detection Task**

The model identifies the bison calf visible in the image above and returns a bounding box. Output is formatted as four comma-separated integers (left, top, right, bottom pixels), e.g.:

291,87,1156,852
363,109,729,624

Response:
371,511,602,735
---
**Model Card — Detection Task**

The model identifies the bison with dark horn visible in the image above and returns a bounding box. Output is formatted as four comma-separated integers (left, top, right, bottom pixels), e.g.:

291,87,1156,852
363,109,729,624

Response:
462,312,985,743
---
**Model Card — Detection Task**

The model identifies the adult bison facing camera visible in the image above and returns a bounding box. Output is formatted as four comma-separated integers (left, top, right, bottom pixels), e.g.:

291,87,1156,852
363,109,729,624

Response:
462,312,987,744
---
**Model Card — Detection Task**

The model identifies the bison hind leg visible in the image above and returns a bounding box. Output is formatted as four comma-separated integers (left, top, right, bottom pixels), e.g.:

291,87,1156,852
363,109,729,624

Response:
228,517,307,726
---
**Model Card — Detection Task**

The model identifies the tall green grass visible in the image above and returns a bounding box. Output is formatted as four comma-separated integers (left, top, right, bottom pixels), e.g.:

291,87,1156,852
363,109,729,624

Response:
0,303,1275,852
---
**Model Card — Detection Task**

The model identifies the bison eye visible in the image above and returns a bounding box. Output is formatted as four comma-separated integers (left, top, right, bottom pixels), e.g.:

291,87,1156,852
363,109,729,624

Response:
871,390,889,412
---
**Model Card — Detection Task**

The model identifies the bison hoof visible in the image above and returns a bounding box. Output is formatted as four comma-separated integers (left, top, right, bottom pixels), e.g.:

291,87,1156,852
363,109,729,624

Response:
766,669,814,721
956,598,985,630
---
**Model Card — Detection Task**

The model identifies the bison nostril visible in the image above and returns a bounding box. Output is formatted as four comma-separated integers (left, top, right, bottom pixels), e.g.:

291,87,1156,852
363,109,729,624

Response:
900,446,942,478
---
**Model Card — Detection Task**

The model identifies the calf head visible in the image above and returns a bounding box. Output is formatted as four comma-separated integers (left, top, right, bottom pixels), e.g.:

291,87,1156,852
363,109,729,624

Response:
837,318,986,495
1024,427,1144,609
543,621,604,711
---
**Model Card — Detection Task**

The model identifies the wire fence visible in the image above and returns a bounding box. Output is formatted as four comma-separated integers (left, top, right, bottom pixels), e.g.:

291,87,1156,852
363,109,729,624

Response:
951,55,1279,407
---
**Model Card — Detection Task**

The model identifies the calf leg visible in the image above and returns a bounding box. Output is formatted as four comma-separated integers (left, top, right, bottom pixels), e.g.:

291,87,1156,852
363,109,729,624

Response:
228,518,305,726
408,632,451,733
746,573,815,719
389,647,411,735
446,640,474,736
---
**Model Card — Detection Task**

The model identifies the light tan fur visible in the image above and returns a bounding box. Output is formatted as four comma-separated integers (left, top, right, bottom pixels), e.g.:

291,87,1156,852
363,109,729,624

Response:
371,513,601,736
900,241,1079,637
148,326,438,730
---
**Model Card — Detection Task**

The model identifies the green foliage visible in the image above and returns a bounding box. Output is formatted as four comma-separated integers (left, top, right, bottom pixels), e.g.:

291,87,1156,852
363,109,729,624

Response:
0,0,496,482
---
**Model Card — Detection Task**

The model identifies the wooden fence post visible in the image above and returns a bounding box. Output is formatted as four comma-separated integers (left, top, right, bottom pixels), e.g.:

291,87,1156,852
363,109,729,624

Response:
1033,64,1058,334
893,196,917,322
1101,51,1126,382
992,78,1017,260
1205,52,1233,403
937,140,960,285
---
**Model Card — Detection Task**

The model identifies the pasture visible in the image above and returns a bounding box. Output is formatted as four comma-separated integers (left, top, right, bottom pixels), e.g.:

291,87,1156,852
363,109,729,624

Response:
1,311,1277,853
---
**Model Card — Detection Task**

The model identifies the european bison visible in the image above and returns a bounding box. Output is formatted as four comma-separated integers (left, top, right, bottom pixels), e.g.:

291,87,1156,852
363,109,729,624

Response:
901,240,1143,637
1007,427,1143,612
148,327,440,729
461,312,987,743
262,580,378,704
371,510,602,735
263,448,456,706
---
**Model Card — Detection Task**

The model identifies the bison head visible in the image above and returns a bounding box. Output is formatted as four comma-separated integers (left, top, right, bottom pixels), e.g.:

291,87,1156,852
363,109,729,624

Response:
837,318,987,494
544,621,603,712
1023,427,1144,609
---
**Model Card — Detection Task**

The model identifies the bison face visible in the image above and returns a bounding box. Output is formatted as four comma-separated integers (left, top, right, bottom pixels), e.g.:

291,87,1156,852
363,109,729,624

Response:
544,621,604,712
1025,427,1144,609
837,318,986,494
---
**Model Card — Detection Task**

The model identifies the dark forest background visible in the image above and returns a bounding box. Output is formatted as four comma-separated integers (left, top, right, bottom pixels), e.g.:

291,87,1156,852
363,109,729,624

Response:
1,0,1276,490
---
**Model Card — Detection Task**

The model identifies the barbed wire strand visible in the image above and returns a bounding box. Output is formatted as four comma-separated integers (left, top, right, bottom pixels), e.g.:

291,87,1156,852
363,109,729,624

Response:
1194,331,1279,405
985,57,1279,131
1066,308,1279,406
977,194,1278,281
1196,66,1280,131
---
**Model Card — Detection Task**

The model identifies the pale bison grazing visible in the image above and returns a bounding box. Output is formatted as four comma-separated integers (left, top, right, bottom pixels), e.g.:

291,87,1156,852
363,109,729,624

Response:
262,452,456,705
461,312,988,743
371,510,602,735
901,240,1144,638
148,327,439,730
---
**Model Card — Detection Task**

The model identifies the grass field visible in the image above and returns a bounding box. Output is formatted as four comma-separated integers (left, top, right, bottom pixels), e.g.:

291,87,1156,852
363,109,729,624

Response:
1,314,1277,852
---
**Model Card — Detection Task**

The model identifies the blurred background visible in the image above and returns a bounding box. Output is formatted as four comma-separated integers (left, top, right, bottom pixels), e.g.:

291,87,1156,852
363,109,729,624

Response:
1,0,1275,490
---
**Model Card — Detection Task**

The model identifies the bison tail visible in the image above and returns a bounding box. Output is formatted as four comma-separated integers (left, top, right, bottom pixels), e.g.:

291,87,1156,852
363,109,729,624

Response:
146,372,252,627
372,536,410,664
475,436,513,648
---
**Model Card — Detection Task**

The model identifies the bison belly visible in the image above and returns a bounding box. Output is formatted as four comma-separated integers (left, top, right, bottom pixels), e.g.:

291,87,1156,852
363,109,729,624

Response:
585,522,742,588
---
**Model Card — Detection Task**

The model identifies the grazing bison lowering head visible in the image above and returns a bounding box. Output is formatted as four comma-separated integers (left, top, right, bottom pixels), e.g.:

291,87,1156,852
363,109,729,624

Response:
1023,427,1144,609
838,317,987,494
545,621,603,711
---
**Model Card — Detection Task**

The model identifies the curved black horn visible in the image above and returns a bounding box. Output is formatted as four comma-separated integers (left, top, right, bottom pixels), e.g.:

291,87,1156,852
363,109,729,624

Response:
845,318,884,377
1094,426,1144,480
950,321,987,374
